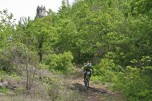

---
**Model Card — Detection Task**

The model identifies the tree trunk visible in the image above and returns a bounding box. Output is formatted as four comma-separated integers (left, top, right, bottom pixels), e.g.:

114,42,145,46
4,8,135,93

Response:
26,59,30,90
38,35,44,62
25,48,30,91
39,49,42,62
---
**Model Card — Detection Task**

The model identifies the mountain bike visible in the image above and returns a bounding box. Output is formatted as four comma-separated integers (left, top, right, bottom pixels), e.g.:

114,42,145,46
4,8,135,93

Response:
84,71,91,89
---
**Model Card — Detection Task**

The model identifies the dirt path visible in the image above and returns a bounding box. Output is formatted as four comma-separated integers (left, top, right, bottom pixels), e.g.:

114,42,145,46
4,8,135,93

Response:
62,68,125,101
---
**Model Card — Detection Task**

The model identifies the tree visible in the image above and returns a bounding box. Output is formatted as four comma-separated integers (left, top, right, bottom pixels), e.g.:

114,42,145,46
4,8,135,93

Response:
17,16,57,62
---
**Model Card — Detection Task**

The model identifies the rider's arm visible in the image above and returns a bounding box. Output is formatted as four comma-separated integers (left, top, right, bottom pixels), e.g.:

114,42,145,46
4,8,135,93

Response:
91,66,94,73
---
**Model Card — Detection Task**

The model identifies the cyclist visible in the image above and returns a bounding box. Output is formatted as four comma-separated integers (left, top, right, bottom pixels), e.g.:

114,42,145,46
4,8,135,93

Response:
82,61,94,82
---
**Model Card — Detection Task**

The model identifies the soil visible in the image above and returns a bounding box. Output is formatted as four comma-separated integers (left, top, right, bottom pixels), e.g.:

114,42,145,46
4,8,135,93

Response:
62,68,125,101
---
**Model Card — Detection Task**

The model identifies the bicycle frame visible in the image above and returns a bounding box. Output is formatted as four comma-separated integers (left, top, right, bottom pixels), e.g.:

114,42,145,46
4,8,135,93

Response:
84,71,91,89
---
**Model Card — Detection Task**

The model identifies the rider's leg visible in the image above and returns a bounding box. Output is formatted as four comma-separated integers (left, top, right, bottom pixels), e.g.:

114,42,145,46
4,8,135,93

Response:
89,70,92,77
83,71,87,81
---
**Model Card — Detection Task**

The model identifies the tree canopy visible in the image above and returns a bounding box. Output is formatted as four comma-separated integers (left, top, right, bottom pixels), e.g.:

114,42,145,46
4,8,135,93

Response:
0,0,152,100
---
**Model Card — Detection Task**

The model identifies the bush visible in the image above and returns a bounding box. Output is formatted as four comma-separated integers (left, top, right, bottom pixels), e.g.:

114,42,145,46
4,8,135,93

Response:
45,51,75,74
114,66,152,101
0,87,10,94
93,58,152,101
93,58,121,83
0,43,38,73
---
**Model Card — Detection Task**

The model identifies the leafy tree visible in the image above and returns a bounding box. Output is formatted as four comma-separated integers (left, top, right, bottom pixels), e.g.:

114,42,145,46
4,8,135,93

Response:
16,16,57,62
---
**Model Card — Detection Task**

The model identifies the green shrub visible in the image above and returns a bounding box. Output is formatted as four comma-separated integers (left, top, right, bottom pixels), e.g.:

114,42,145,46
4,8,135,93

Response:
45,51,75,74
114,66,152,101
92,58,152,101
93,58,121,83
0,43,38,73
0,87,10,94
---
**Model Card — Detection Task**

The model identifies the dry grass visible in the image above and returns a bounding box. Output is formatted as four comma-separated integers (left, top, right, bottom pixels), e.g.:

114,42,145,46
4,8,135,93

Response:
0,69,83,101
0,68,126,101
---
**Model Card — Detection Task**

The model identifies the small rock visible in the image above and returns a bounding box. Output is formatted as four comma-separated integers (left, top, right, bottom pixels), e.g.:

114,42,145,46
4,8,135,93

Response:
0,93,5,96
0,82,4,87
3,81,9,87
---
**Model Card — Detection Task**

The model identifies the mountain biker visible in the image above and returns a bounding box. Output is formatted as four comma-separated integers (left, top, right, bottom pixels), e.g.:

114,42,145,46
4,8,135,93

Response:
82,61,94,82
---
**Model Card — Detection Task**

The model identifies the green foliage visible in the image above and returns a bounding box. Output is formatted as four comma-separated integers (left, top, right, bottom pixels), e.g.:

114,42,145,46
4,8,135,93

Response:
114,66,152,101
0,42,38,72
45,52,75,74
130,56,151,67
0,10,15,51
130,0,152,15
0,0,152,100
93,58,121,83
16,15,57,62
0,87,10,94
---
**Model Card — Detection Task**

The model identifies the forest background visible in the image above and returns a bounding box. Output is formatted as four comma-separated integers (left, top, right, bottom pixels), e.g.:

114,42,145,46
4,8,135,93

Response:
0,0,152,101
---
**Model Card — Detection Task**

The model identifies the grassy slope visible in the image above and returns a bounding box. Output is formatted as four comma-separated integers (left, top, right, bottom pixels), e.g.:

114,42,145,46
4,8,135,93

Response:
0,68,125,101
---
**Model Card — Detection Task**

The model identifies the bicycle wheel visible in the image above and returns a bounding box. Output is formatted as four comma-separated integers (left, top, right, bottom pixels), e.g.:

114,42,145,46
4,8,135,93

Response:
84,72,90,89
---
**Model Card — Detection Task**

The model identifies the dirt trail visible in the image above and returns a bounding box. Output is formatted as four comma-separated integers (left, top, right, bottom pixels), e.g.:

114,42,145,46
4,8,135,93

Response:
62,68,125,101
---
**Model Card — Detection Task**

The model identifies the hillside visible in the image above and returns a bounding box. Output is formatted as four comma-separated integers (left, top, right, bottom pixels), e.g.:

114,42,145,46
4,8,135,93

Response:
0,67,125,101
0,0,152,101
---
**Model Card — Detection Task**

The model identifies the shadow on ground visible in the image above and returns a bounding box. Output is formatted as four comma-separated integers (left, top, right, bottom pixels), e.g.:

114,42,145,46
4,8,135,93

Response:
70,83,108,94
